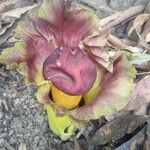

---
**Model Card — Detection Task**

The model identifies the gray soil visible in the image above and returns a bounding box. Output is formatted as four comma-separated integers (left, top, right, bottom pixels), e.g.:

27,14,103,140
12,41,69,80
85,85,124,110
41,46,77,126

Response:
0,0,149,150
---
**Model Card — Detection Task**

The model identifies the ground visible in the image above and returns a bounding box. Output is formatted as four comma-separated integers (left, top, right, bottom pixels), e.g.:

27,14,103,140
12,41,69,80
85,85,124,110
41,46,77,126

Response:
0,0,150,150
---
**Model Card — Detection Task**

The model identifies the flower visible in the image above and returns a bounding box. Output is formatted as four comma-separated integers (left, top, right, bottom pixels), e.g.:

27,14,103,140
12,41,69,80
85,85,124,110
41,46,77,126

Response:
0,0,136,140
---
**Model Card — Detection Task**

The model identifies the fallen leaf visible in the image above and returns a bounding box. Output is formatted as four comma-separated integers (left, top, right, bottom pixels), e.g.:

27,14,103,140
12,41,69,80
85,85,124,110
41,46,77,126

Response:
108,34,144,53
126,76,150,111
138,34,150,51
100,12,121,27
128,14,150,51
0,0,38,47
83,5,145,48
90,114,147,145
1,4,37,19
0,21,14,36
128,14,150,35
0,0,21,14
102,5,145,34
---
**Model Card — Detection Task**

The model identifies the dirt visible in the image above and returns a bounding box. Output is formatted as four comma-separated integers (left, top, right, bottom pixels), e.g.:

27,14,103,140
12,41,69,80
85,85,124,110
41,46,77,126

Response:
0,0,149,150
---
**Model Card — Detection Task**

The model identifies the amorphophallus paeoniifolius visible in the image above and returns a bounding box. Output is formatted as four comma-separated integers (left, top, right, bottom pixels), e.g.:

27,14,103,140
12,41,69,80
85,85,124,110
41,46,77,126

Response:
0,0,137,140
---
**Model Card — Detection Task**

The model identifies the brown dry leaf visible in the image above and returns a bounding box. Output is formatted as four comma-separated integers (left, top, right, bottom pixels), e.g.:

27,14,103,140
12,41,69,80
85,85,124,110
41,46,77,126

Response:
82,31,110,47
1,4,37,19
0,0,38,46
128,14,150,35
125,76,150,111
101,5,145,34
138,35,150,51
0,0,22,14
90,114,147,145
18,142,26,150
128,14,150,51
83,5,145,48
0,21,14,36
100,12,121,27
107,34,144,53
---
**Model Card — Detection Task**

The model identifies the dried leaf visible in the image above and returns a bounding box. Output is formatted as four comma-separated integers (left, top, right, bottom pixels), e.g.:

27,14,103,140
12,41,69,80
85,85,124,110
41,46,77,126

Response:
84,5,145,48
1,4,37,19
126,76,150,111
128,13,150,51
108,34,144,53
128,14,150,35
83,32,109,47
100,12,121,27
0,18,19,46
138,34,150,51
0,0,21,13
101,5,145,34
141,15,150,39
90,114,147,145
0,21,14,36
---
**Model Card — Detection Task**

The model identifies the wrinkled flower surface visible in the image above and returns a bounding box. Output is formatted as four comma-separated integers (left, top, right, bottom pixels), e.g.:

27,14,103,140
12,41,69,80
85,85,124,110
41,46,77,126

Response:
0,0,136,140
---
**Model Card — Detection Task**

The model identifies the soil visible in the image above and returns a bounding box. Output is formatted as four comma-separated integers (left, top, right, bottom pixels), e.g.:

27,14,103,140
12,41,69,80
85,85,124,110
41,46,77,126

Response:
0,0,149,150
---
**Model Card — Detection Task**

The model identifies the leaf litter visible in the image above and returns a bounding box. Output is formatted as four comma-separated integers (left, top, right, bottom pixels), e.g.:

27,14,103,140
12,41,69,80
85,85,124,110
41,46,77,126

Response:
0,0,150,149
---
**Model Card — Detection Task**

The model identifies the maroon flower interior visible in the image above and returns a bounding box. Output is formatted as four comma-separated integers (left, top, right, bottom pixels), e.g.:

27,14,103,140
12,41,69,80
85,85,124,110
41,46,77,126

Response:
43,47,96,95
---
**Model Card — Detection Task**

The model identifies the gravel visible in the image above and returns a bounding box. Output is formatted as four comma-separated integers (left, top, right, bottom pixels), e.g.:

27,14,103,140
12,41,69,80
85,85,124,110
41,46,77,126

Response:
0,0,149,149
0,67,56,150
